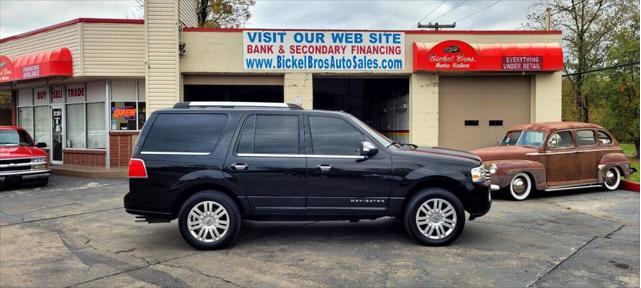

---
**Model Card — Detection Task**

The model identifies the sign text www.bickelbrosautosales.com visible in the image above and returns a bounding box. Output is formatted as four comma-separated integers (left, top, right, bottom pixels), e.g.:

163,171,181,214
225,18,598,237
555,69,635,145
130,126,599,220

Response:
243,31,405,71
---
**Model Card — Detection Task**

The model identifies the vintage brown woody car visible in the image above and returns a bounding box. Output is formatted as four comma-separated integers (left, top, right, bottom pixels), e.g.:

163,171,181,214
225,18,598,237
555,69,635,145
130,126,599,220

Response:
472,122,635,200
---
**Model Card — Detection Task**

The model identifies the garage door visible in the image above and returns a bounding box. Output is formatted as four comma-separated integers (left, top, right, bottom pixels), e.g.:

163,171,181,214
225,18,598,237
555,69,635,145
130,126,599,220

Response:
439,76,531,151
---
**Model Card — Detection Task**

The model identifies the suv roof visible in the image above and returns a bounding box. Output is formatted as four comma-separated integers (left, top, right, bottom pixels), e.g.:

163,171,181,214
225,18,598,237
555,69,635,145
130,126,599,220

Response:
172,101,303,110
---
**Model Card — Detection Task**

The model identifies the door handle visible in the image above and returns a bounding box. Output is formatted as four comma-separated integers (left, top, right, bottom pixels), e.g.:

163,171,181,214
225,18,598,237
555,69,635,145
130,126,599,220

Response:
231,163,248,171
317,164,332,172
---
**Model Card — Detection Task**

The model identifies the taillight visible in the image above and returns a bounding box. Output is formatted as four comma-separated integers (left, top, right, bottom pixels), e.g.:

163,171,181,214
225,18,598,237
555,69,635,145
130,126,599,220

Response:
128,158,148,178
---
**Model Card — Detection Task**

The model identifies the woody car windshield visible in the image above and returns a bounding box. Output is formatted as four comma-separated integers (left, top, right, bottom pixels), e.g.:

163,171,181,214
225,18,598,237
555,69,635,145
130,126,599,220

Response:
501,130,545,147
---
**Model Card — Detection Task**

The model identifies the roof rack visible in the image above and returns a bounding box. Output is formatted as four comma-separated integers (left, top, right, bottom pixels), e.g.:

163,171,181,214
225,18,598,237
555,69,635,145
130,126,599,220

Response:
173,101,303,110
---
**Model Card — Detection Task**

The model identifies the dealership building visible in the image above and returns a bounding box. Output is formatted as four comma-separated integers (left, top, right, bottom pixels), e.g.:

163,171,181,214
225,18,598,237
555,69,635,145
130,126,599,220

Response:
0,0,563,168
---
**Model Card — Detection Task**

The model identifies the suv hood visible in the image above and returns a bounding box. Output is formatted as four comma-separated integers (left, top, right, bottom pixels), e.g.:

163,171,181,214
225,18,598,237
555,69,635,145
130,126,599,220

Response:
402,146,482,162
471,146,538,161
0,146,47,159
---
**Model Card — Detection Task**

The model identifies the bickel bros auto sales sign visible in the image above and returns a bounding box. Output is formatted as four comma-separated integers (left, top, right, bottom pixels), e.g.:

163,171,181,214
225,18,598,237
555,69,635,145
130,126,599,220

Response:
243,30,405,71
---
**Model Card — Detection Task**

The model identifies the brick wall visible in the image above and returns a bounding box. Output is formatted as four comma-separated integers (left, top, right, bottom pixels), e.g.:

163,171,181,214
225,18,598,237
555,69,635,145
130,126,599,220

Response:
109,131,139,167
63,149,106,166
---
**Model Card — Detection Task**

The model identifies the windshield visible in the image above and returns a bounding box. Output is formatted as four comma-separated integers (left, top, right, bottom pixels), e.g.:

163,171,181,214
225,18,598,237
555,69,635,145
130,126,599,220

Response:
345,114,394,147
501,130,545,147
0,129,34,147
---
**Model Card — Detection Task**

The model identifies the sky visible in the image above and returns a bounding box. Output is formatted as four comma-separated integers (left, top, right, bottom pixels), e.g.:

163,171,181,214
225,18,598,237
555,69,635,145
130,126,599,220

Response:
0,0,540,38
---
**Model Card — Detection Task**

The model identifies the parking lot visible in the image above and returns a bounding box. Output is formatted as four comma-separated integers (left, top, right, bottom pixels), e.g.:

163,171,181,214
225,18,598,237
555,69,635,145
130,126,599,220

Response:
0,175,638,288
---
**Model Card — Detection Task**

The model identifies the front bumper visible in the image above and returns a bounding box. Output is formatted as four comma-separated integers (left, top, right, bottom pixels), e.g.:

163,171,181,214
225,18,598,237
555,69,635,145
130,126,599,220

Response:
0,169,51,183
467,184,492,220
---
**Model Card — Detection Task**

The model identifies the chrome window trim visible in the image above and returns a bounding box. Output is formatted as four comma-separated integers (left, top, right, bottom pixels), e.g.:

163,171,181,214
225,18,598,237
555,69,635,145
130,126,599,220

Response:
527,147,619,156
236,153,366,159
140,151,211,156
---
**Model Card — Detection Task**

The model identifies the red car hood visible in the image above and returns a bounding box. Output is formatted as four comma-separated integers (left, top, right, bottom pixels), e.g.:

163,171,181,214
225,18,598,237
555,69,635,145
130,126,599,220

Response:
471,146,538,161
0,146,48,159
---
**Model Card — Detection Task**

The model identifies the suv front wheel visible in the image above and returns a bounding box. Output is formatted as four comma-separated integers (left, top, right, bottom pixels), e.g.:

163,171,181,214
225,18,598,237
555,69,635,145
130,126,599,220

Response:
404,188,465,246
178,191,241,250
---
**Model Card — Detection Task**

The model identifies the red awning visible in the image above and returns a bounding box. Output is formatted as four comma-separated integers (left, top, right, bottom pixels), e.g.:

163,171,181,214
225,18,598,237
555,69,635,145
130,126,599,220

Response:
413,40,563,72
0,47,73,83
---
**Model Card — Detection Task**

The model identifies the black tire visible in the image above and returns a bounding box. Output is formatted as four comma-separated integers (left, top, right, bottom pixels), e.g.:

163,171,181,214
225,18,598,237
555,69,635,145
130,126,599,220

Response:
404,188,465,246
178,190,241,250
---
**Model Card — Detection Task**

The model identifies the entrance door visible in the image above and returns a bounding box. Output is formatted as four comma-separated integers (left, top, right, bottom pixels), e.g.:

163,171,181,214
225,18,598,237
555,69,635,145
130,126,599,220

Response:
545,130,579,186
304,114,392,216
51,106,64,164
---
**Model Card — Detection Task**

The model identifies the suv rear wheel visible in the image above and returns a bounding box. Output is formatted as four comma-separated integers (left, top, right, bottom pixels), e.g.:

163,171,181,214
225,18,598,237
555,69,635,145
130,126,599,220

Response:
178,191,241,250
404,188,465,246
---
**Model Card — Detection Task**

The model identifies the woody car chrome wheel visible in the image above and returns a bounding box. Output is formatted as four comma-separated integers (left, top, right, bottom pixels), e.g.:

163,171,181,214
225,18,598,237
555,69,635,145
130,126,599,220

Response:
509,173,532,201
603,167,621,191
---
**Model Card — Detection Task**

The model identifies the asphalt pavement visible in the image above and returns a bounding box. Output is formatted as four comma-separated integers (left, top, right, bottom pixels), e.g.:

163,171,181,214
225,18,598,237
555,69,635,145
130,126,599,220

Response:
0,176,638,288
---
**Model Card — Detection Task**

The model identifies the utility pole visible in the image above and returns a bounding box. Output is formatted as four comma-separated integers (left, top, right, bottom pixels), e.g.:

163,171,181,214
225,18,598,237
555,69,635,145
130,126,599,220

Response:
545,7,552,30
417,22,456,31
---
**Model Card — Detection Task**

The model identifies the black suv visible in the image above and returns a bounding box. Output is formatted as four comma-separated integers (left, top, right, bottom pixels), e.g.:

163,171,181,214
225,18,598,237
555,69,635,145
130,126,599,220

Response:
124,102,492,249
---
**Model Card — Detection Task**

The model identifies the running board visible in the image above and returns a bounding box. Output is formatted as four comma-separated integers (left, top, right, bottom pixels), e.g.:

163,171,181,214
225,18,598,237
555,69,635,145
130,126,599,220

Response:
545,184,602,192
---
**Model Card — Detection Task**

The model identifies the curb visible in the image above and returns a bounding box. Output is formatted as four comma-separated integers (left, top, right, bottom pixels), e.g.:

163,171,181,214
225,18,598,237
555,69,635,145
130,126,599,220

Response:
622,180,640,192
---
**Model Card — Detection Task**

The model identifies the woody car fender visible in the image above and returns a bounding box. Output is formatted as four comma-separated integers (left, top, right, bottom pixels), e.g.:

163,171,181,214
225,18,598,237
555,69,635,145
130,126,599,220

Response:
599,152,634,180
485,159,546,190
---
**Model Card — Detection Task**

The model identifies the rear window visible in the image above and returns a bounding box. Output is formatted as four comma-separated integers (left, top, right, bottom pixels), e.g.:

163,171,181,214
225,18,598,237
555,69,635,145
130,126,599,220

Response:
576,130,596,146
142,113,228,153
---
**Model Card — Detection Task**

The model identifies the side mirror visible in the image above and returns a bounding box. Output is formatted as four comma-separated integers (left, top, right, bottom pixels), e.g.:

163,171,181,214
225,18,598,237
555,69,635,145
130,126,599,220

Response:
36,142,47,148
360,141,378,157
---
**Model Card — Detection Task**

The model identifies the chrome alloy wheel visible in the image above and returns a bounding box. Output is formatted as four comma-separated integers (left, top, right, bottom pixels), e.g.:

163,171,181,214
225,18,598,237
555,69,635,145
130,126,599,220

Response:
415,198,457,240
187,201,230,243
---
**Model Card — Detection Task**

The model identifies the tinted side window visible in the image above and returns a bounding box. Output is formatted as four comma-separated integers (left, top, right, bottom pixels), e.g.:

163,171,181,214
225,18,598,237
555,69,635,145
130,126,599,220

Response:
309,116,364,155
142,113,228,153
597,131,613,145
237,115,255,153
576,130,596,146
547,131,573,148
239,114,299,154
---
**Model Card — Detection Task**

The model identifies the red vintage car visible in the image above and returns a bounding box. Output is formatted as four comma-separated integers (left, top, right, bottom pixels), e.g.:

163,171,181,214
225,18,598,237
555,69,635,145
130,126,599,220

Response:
472,122,635,200
0,126,50,187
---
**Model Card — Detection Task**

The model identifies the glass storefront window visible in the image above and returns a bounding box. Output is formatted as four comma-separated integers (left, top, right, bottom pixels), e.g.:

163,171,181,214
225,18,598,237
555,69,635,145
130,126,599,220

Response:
87,103,106,148
111,102,137,130
34,106,50,146
138,102,146,129
66,103,86,148
0,90,12,126
110,80,145,131
18,107,33,136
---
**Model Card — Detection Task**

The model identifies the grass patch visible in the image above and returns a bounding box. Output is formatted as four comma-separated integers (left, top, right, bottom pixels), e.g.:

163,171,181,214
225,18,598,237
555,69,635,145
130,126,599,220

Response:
620,143,639,182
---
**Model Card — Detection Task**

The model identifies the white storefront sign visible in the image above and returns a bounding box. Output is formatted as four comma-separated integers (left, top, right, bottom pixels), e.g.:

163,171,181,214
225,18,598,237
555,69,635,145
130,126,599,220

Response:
243,30,405,71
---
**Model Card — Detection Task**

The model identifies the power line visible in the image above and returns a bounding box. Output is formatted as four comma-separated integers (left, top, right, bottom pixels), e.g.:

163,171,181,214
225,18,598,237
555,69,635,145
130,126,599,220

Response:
563,61,640,77
453,0,502,23
431,0,468,22
411,0,447,29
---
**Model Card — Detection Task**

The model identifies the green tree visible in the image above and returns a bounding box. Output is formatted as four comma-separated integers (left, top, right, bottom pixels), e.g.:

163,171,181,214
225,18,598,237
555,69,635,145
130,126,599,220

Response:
594,1,640,157
527,0,626,122
197,0,256,28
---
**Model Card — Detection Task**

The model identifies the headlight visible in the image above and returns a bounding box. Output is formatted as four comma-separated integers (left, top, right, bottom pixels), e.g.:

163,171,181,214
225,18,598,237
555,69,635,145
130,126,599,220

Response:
471,165,487,183
488,163,497,175
33,157,46,163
